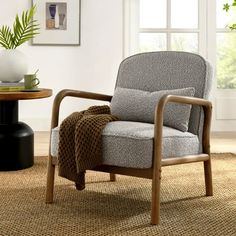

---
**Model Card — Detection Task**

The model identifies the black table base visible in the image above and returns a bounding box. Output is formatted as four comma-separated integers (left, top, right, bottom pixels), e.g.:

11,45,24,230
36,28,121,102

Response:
0,101,34,171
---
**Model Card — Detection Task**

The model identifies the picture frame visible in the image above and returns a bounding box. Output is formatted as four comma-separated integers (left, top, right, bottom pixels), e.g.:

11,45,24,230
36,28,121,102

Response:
32,0,80,45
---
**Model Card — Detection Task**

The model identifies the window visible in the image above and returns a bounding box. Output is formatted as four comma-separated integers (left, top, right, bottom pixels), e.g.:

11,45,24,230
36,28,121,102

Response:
126,0,236,90
139,0,200,54
216,0,236,89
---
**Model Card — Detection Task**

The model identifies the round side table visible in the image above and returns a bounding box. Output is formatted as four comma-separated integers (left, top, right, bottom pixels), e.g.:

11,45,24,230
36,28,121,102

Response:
0,89,52,171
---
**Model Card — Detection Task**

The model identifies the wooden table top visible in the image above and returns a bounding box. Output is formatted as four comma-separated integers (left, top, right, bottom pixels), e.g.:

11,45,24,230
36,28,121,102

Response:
0,88,53,101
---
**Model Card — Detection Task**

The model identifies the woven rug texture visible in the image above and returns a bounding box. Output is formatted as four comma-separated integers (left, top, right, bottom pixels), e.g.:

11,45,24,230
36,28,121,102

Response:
0,153,235,236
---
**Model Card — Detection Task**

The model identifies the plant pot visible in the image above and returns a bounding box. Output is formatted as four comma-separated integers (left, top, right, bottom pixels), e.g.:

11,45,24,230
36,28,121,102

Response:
0,49,28,83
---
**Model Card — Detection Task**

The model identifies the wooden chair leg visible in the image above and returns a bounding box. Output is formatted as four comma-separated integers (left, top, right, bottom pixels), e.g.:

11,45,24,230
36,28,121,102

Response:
204,159,213,196
46,156,56,203
110,173,116,182
151,169,161,225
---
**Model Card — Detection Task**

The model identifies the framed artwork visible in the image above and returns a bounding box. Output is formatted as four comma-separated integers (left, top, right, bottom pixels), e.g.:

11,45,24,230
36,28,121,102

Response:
32,0,80,45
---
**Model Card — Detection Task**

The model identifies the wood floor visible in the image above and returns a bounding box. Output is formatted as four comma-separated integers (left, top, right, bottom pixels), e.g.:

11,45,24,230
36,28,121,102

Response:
210,132,236,153
35,131,236,156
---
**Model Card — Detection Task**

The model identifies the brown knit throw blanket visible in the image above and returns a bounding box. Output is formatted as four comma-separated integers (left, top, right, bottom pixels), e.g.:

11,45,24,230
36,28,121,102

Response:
58,105,118,190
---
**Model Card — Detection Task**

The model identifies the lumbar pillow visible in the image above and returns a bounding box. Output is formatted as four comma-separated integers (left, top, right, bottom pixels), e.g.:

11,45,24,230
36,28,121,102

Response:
110,87,195,132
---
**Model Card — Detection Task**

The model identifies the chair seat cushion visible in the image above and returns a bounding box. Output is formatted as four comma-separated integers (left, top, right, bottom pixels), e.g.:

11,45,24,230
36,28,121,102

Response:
51,121,200,169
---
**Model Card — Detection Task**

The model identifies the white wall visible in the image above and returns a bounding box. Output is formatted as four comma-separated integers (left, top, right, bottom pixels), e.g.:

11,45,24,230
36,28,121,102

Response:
0,0,123,131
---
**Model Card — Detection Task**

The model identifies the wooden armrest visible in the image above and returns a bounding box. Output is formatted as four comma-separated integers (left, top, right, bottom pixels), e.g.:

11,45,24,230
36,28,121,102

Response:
153,95,212,169
154,94,212,131
51,89,113,128
156,95,212,108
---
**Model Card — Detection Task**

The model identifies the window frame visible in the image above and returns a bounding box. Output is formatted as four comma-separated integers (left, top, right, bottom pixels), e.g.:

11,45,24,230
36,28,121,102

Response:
124,0,207,57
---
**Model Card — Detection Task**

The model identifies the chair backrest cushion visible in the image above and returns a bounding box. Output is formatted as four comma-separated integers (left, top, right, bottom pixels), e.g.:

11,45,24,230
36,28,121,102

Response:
110,87,195,132
114,51,212,134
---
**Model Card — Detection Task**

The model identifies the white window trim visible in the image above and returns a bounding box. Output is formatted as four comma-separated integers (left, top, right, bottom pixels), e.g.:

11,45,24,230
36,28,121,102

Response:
123,0,139,57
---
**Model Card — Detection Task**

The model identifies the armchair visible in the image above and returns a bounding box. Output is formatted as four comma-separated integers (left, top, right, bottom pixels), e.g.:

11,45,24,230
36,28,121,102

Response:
46,51,213,225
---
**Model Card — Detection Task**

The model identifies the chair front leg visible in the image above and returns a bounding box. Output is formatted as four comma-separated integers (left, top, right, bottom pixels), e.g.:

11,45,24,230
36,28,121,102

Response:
202,105,213,197
46,155,56,203
151,96,164,225
204,159,213,196
151,167,161,225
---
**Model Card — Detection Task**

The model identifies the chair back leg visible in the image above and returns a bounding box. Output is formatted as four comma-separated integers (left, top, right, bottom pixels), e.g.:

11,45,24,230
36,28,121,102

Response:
110,173,116,182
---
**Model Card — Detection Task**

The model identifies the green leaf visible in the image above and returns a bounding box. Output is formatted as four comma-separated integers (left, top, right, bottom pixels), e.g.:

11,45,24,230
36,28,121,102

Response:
223,3,230,12
12,5,40,48
22,11,26,28
229,24,236,30
0,25,14,49
0,5,40,49
28,5,36,22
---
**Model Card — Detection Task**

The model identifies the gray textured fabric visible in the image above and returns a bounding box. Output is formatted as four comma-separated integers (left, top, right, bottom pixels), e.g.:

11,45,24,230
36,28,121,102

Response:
110,87,195,132
51,126,59,158
51,121,200,168
115,51,212,136
51,52,212,169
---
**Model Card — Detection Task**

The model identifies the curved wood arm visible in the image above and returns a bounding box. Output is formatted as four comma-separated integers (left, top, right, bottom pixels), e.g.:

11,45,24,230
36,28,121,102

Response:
47,90,112,203
153,94,212,172
51,89,113,129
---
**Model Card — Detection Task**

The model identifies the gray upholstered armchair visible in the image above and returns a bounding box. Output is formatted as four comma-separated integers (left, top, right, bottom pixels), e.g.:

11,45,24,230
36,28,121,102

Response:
46,51,213,225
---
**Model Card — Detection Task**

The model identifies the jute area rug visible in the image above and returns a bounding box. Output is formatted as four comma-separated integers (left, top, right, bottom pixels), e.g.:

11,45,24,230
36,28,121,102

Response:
0,153,235,236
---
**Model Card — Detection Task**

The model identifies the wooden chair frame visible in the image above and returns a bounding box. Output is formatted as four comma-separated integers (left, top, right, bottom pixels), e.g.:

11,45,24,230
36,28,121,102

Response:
46,89,213,225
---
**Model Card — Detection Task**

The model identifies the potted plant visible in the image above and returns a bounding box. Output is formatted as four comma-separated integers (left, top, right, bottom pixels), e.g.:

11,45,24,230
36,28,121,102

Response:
0,5,39,83
223,1,236,30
